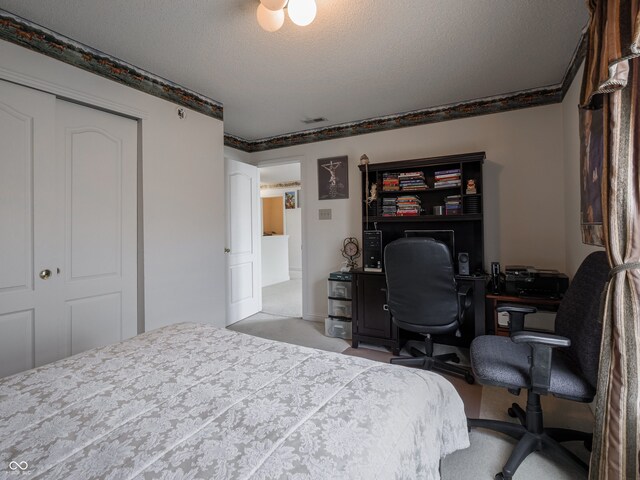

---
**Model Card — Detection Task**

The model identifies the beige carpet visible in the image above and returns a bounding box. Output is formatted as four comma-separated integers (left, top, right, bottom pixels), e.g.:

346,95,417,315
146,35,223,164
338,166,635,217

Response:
227,317,593,479
261,278,302,318
228,313,348,352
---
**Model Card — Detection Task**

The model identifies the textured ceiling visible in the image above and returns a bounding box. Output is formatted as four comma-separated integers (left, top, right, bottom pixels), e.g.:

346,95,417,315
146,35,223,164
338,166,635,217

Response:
0,1,589,141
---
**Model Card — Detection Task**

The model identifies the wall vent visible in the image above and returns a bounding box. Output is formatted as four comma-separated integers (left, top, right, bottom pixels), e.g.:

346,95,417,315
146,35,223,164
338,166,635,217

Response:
301,117,328,124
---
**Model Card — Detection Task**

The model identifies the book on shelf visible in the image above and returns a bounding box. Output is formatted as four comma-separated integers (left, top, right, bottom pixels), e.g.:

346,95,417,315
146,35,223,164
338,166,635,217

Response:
434,181,461,189
435,174,461,182
434,169,461,176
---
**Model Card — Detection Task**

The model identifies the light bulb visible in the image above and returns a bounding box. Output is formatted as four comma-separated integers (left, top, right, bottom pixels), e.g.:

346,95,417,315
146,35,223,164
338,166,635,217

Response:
260,0,287,11
257,4,284,32
287,0,316,26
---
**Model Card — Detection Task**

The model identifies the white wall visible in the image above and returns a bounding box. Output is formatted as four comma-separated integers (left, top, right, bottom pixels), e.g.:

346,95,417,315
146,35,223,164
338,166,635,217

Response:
562,63,604,277
249,105,566,320
261,235,290,286
260,186,303,275
285,208,302,274
0,40,226,330
225,145,251,164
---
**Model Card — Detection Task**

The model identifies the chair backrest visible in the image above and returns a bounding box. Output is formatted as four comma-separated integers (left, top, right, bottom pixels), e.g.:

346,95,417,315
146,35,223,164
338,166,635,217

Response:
384,238,460,334
555,251,609,390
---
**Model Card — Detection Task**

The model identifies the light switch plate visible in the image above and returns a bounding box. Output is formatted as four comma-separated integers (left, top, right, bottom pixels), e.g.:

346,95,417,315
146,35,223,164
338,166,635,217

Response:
319,208,332,220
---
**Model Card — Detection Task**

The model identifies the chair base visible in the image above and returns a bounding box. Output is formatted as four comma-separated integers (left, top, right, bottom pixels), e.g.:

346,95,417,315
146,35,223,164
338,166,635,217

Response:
468,393,591,480
390,339,475,384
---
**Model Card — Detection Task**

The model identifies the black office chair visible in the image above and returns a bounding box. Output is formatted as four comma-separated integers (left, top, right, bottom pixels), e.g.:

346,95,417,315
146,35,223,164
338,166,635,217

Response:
385,237,475,384
468,251,609,479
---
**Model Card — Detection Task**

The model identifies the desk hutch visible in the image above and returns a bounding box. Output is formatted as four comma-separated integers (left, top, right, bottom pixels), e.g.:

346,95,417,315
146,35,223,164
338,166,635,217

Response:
351,152,488,352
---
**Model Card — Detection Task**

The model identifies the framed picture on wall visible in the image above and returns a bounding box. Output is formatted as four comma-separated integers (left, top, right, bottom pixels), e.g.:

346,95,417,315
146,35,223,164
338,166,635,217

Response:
318,155,348,200
284,191,296,209
580,105,604,246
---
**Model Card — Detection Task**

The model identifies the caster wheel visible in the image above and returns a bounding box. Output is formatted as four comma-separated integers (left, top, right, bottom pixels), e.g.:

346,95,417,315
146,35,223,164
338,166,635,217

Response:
465,373,475,385
451,356,461,364
495,473,505,480
507,407,517,418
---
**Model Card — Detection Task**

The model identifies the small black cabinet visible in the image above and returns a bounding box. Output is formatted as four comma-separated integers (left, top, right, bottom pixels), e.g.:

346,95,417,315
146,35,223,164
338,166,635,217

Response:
351,270,400,354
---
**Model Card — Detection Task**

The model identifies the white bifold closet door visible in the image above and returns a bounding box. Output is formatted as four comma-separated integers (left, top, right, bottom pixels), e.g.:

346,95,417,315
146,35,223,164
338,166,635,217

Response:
0,80,137,378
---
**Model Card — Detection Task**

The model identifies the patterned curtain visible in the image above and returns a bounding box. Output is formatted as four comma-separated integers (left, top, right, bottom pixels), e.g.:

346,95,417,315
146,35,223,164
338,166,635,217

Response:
579,1,640,478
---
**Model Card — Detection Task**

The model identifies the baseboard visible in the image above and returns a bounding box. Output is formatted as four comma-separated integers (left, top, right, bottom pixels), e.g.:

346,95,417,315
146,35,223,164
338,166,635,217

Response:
303,314,325,322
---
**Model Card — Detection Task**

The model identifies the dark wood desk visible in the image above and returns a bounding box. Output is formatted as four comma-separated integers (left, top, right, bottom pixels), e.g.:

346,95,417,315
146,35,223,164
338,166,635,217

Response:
485,293,562,336
350,269,487,353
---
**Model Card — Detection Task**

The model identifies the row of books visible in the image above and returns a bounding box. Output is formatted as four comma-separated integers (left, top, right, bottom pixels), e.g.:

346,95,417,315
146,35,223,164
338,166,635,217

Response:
381,195,422,216
382,173,400,192
382,197,397,216
445,194,462,215
381,172,428,191
434,168,461,189
398,172,427,191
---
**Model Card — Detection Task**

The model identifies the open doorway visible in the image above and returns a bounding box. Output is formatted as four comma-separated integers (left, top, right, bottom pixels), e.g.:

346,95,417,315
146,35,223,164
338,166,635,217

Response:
258,162,302,318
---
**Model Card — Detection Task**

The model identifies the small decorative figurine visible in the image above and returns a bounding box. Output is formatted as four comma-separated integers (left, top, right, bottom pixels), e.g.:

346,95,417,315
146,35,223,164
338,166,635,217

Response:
368,182,378,205
466,179,477,194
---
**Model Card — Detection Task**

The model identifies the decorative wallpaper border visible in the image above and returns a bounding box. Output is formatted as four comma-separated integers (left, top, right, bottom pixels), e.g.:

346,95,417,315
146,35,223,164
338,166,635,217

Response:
225,31,588,153
260,181,301,190
0,10,223,120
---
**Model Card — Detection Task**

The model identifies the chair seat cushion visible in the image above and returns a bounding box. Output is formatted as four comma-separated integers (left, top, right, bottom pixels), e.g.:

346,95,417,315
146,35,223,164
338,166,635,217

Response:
470,335,596,402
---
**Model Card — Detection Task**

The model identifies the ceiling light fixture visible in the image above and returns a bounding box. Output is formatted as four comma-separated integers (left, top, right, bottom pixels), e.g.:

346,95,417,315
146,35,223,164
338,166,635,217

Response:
256,0,317,32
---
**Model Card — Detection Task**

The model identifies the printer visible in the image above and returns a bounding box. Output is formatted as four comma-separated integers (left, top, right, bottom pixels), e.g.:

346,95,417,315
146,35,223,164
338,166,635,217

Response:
504,265,569,299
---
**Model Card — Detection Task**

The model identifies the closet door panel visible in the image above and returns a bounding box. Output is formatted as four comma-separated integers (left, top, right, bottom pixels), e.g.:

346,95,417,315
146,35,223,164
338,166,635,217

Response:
56,100,138,357
0,80,59,376
0,101,33,293
67,128,122,280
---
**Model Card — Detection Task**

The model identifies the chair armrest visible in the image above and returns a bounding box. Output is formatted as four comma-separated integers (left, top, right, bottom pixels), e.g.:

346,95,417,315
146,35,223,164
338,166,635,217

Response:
511,331,571,348
458,284,472,297
457,284,473,325
510,331,571,395
496,304,537,333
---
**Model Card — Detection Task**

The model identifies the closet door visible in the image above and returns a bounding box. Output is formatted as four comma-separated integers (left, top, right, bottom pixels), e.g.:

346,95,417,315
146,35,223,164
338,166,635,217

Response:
55,100,138,356
0,80,59,377
0,83,138,378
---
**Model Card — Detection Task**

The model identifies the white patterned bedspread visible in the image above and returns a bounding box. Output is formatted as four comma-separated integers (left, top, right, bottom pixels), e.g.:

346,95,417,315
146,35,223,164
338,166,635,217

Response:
0,323,468,479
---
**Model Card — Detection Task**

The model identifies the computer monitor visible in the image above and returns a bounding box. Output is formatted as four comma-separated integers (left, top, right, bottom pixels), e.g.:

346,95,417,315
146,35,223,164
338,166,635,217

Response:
404,229,455,261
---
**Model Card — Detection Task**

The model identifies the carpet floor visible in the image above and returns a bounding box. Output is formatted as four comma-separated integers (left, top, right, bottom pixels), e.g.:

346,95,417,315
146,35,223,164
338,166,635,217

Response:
227,316,593,479
261,278,302,318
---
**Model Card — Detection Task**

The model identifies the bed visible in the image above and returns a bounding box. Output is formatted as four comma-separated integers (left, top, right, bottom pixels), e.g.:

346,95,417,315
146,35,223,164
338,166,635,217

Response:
0,322,468,479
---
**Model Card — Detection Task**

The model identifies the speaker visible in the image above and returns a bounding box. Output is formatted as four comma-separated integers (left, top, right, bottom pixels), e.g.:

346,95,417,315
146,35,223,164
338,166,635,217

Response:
491,261,501,293
458,252,470,275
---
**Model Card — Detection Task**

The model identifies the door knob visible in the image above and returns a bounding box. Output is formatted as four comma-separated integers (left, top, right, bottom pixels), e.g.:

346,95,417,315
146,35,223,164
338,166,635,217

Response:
39,269,52,280
224,248,231,253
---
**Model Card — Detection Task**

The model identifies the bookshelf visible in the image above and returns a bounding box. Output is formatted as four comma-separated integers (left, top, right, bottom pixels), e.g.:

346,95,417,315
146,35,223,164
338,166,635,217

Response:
360,151,485,273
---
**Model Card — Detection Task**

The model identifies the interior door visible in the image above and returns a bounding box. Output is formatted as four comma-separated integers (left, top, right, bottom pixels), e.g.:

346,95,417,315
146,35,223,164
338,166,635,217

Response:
56,100,138,355
225,158,261,325
0,80,58,377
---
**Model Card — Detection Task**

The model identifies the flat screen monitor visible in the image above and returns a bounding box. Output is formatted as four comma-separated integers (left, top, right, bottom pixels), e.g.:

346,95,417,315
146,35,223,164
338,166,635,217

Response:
404,229,455,261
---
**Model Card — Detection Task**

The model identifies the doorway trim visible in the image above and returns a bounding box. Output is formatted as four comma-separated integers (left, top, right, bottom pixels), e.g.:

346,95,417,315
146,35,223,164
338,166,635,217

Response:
257,155,308,320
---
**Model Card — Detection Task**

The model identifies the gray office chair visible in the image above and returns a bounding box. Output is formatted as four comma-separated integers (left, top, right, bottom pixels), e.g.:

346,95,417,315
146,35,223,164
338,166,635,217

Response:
468,251,609,479
385,237,475,384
